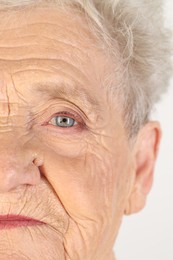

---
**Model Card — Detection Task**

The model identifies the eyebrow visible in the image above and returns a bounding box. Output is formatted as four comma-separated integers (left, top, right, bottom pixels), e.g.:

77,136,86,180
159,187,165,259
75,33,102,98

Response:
35,82,101,113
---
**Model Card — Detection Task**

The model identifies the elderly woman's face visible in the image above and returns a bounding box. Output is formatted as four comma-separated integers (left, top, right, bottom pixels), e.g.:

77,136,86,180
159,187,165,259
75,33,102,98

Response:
0,6,160,260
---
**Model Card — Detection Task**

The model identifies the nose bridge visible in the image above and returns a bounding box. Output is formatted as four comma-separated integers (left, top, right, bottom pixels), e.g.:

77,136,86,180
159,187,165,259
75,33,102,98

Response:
0,71,42,192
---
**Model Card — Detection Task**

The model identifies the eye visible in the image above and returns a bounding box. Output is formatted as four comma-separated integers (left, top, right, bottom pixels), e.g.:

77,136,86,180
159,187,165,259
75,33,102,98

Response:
50,115,78,128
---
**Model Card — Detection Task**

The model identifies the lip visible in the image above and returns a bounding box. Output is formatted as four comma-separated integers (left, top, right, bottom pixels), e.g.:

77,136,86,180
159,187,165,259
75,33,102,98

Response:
0,214,45,230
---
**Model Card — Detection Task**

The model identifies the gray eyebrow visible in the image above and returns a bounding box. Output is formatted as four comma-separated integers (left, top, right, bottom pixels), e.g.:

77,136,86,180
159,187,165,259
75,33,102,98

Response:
35,81,101,112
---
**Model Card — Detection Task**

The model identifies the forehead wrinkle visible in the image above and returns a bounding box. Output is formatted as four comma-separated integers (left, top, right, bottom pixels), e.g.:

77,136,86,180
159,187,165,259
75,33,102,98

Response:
0,44,86,63
0,45,92,87
0,22,88,40
0,42,84,52
0,31,90,58
0,58,89,83
0,5,95,36
0,7,98,49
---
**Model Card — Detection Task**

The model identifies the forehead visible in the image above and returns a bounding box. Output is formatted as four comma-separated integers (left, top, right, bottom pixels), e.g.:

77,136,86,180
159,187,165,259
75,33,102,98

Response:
0,6,114,96
0,6,107,70
0,6,91,38
0,5,124,126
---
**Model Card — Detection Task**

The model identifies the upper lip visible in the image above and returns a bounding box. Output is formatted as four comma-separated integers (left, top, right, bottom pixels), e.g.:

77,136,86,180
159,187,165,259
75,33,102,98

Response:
0,214,45,223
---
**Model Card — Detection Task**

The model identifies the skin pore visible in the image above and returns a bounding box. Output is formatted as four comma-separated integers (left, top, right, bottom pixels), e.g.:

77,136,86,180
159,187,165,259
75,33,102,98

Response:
0,5,161,260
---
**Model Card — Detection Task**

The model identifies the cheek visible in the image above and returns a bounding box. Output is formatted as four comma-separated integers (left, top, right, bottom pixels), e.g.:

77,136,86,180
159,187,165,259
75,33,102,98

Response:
36,128,91,158
41,150,112,215
40,136,132,221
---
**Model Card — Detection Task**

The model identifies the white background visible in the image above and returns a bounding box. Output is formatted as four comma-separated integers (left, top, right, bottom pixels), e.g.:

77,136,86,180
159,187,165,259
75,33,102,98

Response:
115,1,173,259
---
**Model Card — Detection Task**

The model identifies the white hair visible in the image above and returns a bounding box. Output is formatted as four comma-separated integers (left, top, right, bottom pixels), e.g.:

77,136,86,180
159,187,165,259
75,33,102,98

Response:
0,0,172,136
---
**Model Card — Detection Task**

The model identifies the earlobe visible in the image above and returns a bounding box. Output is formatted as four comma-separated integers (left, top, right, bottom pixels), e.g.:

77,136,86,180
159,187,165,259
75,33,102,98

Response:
124,186,146,215
124,121,162,215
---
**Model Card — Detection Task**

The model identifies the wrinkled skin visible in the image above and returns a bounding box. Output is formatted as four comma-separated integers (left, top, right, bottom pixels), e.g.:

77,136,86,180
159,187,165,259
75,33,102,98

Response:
0,6,161,260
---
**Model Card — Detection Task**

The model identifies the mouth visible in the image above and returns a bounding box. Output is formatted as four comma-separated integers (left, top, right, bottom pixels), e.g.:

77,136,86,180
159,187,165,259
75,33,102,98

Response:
0,214,45,230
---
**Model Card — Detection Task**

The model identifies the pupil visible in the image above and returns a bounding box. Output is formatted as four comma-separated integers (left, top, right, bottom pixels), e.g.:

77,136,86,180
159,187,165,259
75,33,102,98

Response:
62,118,67,123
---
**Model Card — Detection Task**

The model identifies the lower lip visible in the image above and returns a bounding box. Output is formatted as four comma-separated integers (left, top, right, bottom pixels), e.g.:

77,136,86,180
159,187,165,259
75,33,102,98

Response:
0,215,44,230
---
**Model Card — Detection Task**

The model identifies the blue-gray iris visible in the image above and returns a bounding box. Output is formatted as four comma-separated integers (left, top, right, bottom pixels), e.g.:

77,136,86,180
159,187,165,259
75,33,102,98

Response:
55,116,75,127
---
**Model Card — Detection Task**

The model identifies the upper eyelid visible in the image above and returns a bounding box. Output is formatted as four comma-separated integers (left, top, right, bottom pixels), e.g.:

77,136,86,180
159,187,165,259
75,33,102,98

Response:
31,98,90,123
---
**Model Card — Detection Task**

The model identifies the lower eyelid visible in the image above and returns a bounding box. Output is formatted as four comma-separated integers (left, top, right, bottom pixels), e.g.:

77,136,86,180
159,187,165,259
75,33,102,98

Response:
44,123,85,136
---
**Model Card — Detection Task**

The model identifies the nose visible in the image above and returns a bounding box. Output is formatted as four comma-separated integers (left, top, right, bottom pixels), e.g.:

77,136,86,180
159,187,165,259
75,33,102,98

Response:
0,135,42,193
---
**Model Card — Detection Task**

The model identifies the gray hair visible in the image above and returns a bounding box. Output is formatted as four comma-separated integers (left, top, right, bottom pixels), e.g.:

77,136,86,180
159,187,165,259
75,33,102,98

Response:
0,0,172,136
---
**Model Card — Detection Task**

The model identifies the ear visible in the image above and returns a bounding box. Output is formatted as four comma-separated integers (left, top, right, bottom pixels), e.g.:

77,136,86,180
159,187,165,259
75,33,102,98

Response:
124,121,162,215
